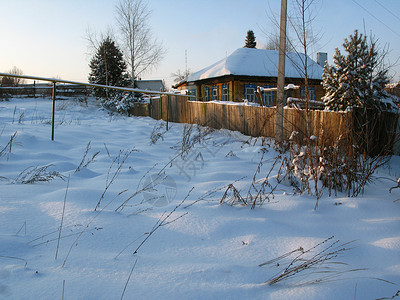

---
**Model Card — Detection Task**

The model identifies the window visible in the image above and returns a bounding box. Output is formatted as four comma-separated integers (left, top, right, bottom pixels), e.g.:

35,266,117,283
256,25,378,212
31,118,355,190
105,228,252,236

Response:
245,84,256,102
309,88,316,101
222,84,229,101
212,86,219,100
263,92,274,106
262,85,274,106
188,89,197,101
300,87,316,100
203,87,209,101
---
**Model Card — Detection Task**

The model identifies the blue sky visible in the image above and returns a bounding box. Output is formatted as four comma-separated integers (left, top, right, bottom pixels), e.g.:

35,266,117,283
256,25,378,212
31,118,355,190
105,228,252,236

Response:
1,0,399,87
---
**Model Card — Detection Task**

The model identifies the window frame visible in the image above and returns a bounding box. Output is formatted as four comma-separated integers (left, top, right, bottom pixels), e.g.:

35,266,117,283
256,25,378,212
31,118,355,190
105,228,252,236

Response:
203,86,210,102
262,85,275,106
222,84,229,101
245,84,257,102
300,86,316,101
188,88,197,101
212,86,219,101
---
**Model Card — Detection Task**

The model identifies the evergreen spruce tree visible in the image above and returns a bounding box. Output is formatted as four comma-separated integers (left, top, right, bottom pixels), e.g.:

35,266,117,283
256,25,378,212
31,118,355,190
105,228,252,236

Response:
88,36,129,99
244,30,257,48
322,30,390,111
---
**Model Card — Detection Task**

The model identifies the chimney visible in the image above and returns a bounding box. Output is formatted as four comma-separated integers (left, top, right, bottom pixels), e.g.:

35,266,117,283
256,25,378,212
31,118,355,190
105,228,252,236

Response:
316,52,327,67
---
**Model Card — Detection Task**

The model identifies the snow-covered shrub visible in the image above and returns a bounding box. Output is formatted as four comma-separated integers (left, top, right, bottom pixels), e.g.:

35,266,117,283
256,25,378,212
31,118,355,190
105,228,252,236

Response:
278,133,323,201
278,128,393,206
102,92,138,115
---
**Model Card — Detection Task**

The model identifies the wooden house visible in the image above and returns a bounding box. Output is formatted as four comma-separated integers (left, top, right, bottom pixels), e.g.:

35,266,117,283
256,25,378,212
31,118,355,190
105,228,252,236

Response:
173,48,324,106
135,80,165,93
386,81,400,99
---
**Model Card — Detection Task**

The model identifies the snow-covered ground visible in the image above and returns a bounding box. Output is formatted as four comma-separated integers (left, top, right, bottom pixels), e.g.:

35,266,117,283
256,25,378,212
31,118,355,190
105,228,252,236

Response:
0,97,399,300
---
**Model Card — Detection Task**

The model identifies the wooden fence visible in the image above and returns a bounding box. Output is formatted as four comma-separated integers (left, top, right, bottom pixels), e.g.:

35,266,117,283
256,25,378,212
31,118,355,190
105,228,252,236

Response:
0,84,90,98
3,73,397,152
129,95,399,155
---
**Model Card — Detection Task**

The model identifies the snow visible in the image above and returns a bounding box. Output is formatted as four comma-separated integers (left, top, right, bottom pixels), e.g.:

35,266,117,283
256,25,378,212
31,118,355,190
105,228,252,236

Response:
186,48,323,82
209,100,260,106
0,97,399,299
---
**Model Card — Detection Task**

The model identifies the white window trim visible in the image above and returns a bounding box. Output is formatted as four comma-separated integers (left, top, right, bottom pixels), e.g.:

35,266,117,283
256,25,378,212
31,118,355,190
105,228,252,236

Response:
222,86,229,101
245,87,256,102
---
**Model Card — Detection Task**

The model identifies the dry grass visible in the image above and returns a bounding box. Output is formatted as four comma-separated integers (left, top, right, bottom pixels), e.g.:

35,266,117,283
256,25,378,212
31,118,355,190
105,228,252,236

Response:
0,131,18,160
149,121,166,144
15,164,65,184
220,184,247,206
172,123,213,159
259,236,367,286
74,141,100,173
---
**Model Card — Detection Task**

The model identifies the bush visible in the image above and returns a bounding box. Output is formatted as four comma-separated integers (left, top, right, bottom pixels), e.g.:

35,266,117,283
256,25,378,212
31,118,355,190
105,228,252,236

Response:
102,92,138,115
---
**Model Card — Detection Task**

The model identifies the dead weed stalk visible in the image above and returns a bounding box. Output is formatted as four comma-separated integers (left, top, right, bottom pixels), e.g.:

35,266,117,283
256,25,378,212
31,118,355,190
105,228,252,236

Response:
74,141,100,173
259,236,366,286
150,121,166,144
15,164,65,184
0,131,18,160
94,149,135,211
174,123,213,159
115,188,192,258
62,189,128,268
219,148,280,208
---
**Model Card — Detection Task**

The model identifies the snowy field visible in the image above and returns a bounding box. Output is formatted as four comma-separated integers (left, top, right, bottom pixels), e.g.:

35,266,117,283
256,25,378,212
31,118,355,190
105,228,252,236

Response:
0,97,399,300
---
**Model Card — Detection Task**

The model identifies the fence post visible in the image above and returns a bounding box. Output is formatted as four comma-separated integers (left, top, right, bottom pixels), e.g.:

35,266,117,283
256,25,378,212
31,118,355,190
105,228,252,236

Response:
166,94,170,130
51,81,56,141
160,95,163,120
394,115,400,155
149,98,152,118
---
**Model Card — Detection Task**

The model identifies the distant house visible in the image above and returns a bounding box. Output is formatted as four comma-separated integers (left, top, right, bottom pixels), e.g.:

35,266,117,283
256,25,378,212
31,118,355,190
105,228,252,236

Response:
173,48,324,106
135,80,165,93
386,81,400,98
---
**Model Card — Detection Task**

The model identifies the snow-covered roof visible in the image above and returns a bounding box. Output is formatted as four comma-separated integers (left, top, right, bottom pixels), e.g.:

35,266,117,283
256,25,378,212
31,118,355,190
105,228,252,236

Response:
135,79,165,92
386,81,400,89
186,48,323,82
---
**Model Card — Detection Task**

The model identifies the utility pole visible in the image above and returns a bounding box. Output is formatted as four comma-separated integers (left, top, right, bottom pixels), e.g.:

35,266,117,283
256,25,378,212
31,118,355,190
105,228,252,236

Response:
275,0,287,145
185,49,188,77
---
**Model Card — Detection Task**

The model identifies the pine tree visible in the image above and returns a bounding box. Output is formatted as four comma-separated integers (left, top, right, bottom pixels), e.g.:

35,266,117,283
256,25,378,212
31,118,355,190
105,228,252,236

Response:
88,36,129,99
322,30,390,111
244,30,257,48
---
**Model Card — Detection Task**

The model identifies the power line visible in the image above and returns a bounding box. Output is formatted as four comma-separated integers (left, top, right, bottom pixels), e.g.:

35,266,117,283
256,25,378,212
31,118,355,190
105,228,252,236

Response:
374,0,400,23
351,0,400,38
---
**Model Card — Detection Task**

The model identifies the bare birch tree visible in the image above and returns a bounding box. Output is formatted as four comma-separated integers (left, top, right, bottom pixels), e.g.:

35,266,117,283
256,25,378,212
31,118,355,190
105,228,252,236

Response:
260,28,296,52
115,0,165,86
171,69,191,83
262,0,321,79
289,0,321,108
